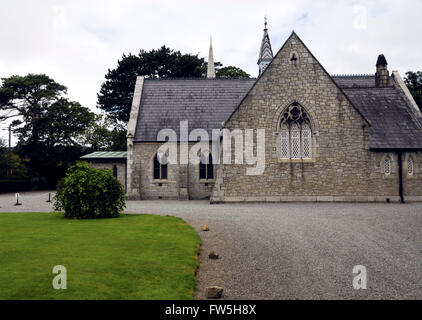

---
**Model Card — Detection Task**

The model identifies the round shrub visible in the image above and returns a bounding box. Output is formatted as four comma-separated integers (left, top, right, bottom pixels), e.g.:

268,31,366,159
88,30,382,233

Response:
54,162,126,219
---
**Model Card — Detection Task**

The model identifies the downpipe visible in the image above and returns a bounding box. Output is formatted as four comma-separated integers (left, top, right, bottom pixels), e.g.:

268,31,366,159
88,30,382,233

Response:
398,151,405,204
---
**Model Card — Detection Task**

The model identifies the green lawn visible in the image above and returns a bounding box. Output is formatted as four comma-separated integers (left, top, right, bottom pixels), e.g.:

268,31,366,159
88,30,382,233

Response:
0,212,201,300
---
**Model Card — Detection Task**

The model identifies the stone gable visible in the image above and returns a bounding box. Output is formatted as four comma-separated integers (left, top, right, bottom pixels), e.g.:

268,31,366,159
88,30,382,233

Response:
211,32,374,202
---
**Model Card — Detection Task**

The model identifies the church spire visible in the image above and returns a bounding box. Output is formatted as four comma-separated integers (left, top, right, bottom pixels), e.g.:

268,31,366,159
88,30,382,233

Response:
258,16,273,75
207,36,216,78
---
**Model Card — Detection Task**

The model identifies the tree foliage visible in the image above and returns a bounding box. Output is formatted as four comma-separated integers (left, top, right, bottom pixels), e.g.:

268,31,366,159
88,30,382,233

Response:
82,114,127,152
0,74,67,141
54,162,126,219
97,46,205,123
217,66,250,79
0,74,95,146
404,71,422,111
0,139,28,180
0,74,96,186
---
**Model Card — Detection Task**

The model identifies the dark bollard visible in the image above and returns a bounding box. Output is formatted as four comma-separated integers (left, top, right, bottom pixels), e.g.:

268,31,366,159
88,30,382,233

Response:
47,192,52,203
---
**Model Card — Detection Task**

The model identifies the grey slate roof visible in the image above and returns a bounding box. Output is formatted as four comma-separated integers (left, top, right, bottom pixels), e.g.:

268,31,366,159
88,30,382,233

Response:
135,79,255,142
331,75,379,88
332,75,422,150
134,76,422,150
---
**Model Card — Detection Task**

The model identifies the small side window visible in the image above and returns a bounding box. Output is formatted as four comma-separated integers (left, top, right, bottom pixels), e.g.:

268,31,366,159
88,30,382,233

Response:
112,165,118,178
289,51,299,65
153,153,168,180
384,156,391,175
199,153,214,180
407,157,414,175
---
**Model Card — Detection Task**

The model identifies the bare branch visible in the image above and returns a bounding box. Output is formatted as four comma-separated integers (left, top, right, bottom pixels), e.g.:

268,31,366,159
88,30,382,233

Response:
0,114,21,121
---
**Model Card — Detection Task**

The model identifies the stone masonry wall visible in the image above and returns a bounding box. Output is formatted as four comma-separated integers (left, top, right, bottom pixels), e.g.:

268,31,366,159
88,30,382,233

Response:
211,33,410,203
90,162,126,192
366,151,422,202
403,152,422,202
131,143,215,200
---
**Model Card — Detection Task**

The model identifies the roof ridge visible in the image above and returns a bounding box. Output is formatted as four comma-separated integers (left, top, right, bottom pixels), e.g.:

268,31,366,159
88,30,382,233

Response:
143,77,257,81
331,74,375,77
342,86,395,89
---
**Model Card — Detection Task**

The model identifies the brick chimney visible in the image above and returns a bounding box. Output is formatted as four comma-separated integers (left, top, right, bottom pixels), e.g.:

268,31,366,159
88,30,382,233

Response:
375,54,390,87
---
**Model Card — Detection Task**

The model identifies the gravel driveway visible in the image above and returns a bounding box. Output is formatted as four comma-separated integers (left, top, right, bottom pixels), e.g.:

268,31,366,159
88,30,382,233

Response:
1,192,421,299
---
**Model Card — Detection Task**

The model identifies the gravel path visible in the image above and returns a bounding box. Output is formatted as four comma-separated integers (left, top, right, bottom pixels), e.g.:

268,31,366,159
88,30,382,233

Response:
0,191,55,211
1,192,421,299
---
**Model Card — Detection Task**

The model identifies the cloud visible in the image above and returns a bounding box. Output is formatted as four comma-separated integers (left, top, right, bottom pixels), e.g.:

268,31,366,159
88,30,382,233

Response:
1,0,421,144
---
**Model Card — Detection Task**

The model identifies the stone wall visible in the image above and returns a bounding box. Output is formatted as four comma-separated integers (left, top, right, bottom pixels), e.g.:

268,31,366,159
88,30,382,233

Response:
189,161,215,200
127,140,422,202
210,33,422,203
402,152,422,202
130,143,215,200
365,151,422,203
90,162,126,191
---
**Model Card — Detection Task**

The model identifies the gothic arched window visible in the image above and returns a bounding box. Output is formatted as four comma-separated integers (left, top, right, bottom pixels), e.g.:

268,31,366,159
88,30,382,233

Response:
112,165,118,178
153,152,168,180
279,102,312,160
199,153,214,180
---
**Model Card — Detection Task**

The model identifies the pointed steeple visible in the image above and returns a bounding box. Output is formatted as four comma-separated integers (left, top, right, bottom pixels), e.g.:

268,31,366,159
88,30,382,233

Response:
207,36,216,78
258,16,273,75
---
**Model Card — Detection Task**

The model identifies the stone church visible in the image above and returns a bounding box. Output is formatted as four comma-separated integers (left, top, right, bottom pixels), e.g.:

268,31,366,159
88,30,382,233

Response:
104,23,422,203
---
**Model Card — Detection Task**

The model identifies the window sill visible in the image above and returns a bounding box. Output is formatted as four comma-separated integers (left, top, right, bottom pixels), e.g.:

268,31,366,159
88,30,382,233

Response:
152,180,169,184
199,179,215,184
279,158,314,164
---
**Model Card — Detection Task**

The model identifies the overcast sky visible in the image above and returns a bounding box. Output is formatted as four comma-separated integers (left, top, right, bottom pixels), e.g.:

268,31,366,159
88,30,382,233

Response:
1,0,421,144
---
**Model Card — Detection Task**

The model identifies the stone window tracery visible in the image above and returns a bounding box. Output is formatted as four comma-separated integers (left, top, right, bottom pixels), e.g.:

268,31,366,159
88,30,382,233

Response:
279,102,312,160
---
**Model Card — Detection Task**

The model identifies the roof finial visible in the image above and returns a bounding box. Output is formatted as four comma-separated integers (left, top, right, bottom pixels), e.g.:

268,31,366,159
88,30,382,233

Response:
264,15,268,30
207,35,216,78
